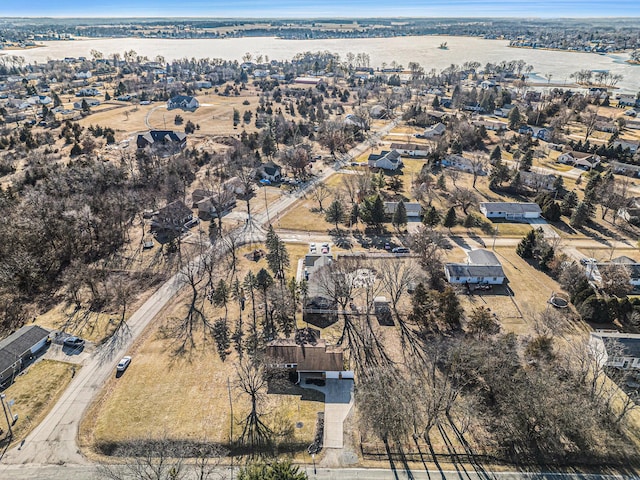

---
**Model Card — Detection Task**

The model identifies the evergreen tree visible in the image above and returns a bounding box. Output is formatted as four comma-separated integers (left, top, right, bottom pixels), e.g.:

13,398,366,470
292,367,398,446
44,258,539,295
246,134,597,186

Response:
490,145,502,163
570,201,592,228
510,171,522,191
350,203,359,227
360,194,387,230
508,106,522,130
431,96,440,109
489,158,511,188
552,175,564,193
516,229,536,258
422,205,441,227
560,190,578,215
443,207,457,231
519,149,533,171
392,200,408,231
438,287,464,330
325,199,346,231
265,225,289,281
436,174,447,190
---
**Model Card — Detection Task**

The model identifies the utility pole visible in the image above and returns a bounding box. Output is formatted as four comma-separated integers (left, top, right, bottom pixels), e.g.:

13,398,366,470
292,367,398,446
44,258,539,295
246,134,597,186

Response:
0,393,14,439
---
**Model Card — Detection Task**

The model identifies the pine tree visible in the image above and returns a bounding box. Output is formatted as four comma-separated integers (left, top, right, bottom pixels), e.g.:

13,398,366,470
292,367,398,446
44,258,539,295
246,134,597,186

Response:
508,106,522,130
422,205,440,227
325,199,346,231
490,145,501,163
560,190,578,215
516,229,536,258
519,149,533,171
570,201,591,228
392,200,408,231
443,207,457,231
265,225,289,281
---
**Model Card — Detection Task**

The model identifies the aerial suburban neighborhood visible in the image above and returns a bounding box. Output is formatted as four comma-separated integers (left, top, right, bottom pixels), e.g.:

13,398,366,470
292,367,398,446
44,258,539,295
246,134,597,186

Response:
1,11,640,480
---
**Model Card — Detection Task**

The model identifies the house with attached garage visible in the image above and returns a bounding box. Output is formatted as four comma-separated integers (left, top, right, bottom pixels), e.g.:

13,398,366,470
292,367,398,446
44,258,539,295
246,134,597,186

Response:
137,130,187,150
0,325,50,385
384,201,423,218
589,331,640,370
266,329,352,382
389,143,429,157
167,95,199,111
257,161,282,182
423,122,446,139
613,140,639,154
151,200,194,232
519,170,557,191
479,202,542,220
610,161,640,178
591,256,640,288
368,150,403,171
445,249,506,285
441,154,487,175
557,151,601,169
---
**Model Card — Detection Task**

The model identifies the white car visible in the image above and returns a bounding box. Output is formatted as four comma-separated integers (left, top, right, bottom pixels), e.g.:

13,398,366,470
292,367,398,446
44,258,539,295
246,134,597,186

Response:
117,356,132,372
309,243,317,253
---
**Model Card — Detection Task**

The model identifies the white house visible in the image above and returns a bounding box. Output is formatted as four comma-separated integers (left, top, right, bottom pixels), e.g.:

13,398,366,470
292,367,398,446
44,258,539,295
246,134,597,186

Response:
594,256,640,287
611,161,640,178
557,151,601,169
441,154,487,175
589,331,640,370
368,150,403,171
384,202,422,218
389,143,429,157
519,171,557,191
167,95,199,111
479,202,542,220
423,122,446,138
445,249,506,285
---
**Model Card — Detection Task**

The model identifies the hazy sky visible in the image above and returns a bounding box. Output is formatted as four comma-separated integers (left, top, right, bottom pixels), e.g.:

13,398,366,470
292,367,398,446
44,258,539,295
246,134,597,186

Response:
3,0,640,18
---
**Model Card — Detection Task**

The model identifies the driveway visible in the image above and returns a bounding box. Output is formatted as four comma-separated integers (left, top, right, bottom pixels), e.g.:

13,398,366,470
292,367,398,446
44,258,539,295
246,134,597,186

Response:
300,376,354,449
525,217,560,239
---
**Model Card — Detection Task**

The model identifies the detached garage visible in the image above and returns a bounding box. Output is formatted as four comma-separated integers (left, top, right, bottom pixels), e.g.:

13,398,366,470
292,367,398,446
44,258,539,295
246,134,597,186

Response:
0,325,50,385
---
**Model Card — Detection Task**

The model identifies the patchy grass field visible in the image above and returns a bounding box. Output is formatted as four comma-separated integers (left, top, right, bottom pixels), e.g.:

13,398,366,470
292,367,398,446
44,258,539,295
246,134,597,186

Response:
1,359,77,445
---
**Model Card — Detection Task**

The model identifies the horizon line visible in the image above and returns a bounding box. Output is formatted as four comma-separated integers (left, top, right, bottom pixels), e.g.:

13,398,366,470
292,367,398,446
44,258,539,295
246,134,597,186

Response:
3,15,640,20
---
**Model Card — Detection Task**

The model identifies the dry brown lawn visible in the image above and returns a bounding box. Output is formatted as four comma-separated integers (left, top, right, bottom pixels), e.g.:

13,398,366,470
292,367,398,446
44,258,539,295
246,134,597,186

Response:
2,359,76,445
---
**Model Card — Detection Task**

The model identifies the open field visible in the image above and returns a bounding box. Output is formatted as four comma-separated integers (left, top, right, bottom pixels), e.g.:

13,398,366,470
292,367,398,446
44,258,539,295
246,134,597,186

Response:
2,360,77,445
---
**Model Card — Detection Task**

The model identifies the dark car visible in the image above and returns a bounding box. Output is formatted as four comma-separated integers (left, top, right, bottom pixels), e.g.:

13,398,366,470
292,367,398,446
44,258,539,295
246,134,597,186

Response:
63,336,85,348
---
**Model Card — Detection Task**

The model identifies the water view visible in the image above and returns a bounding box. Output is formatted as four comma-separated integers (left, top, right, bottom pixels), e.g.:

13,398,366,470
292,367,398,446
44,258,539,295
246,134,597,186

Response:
7,34,639,92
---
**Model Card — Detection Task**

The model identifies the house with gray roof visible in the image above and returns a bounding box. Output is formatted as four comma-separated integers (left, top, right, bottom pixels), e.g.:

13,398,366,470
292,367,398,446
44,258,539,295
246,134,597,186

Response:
167,95,199,111
137,130,187,150
445,249,506,285
0,325,50,385
590,331,640,370
384,201,423,218
479,202,541,220
423,122,446,138
368,150,403,171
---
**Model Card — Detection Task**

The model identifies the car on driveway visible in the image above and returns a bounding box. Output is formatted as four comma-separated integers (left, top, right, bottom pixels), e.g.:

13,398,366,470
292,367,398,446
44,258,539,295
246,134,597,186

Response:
309,243,317,253
321,246,329,254
580,257,597,265
116,356,132,372
63,336,85,348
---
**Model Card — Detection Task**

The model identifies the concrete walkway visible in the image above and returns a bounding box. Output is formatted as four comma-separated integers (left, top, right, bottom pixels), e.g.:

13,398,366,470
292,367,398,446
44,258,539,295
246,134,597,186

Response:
301,377,354,449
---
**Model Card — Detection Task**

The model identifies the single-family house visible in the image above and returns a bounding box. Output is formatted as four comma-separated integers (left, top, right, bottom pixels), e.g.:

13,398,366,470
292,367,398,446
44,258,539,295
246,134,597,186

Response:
445,249,506,285
520,170,557,191
472,119,506,132
557,151,601,169
611,161,640,178
602,256,640,287
370,105,387,119
618,94,640,107
302,254,337,324
167,95,199,111
479,202,542,220
266,330,352,382
223,176,248,196
589,331,640,370
524,91,542,102
384,202,423,218
74,71,92,80
257,161,282,182
441,154,487,175
150,200,194,232
480,80,496,90
73,99,100,110
136,130,187,150
196,191,237,221
613,140,639,154
0,325,50,385
293,77,324,87
344,114,367,130
423,122,446,139
494,104,514,118
389,143,429,157
368,150,403,171
76,87,100,97
195,80,212,89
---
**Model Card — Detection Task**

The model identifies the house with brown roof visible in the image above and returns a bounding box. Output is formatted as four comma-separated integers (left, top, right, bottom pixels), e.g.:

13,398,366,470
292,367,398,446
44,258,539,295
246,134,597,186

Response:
150,200,194,232
266,329,351,382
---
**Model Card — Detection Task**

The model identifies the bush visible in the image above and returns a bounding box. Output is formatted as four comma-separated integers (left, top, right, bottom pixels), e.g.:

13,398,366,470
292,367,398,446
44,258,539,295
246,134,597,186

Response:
578,295,609,323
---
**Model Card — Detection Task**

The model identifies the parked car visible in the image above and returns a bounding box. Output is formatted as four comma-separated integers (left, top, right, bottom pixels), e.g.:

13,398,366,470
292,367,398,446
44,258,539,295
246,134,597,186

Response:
321,246,329,254
309,243,317,253
116,356,132,372
63,336,85,348
321,242,330,250
580,257,597,265
392,247,410,254
259,178,271,185
384,242,391,251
